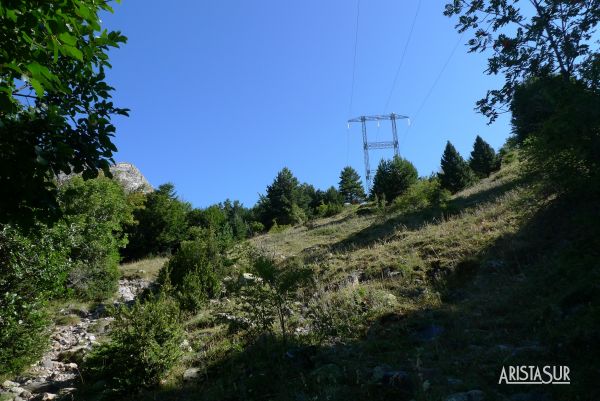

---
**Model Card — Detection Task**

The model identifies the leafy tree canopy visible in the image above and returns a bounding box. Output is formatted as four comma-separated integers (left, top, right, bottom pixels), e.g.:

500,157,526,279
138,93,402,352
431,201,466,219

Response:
444,0,600,121
0,0,127,224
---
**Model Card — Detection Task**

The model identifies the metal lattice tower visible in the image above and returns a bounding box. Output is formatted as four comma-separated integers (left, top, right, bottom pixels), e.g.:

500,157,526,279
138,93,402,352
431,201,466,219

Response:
347,113,409,191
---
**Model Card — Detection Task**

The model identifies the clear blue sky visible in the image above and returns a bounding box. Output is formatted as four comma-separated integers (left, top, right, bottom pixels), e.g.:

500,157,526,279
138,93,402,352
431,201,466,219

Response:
101,0,511,208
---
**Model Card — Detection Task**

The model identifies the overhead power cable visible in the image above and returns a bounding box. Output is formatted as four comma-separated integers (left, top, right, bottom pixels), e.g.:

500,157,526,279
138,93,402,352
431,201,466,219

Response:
347,0,361,118
347,0,361,164
399,30,467,151
383,0,423,112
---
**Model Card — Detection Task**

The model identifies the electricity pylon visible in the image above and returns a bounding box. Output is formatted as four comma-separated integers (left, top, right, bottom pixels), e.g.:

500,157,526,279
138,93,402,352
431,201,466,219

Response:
347,113,409,191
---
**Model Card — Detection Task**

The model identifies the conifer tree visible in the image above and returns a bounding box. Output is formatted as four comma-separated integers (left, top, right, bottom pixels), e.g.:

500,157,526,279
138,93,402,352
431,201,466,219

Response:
438,141,473,193
469,135,499,178
338,166,366,204
371,156,418,202
262,167,304,227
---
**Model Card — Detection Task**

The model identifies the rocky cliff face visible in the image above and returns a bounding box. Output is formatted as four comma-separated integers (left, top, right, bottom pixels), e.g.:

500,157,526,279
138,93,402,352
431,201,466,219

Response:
110,162,152,194
57,162,153,193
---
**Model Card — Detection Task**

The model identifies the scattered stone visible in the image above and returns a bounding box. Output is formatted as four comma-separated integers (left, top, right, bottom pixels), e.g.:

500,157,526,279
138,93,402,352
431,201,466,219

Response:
8,388,23,395
183,368,202,382
41,394,56,401
1,382,19,390
57,388,77,395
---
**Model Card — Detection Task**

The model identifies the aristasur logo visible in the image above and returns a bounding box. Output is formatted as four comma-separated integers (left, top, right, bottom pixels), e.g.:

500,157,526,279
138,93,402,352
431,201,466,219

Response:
499,366,570,384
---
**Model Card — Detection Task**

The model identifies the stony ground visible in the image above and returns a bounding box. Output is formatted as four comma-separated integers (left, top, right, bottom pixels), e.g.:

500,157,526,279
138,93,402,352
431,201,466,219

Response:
0,278,150,401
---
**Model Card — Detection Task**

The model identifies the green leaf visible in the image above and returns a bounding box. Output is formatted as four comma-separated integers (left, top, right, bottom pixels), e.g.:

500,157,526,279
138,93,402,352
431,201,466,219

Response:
76,5,91,19
29,78,44,97
61,45,83,61
58,32,77,46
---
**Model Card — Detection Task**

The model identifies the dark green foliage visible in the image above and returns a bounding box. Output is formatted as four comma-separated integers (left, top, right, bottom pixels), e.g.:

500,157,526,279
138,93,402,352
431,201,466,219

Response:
438,141,474,193
188,199,251,242
511,76,600,191
0,0,128,225
0,224,70,375
338,166,366,203
125,183,191,260
160,239,222,312
370,156,418,202
83,294,184,392
258,167,305,228
445,0,600,122
58,176,134,300
469,135,499,178
240,256,312,344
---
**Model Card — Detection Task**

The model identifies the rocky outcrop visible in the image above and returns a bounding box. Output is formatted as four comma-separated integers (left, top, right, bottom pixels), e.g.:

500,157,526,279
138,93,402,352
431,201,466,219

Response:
109,162,152,194
57,162,153,194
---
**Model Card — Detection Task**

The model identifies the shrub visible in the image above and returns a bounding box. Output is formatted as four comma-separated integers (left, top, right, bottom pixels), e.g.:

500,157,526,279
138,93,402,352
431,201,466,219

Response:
316,201,343,217
0,224,70,375
83,294,184,392
58,176,134,300
308,286,398,343
392,178,450,214
239,256,312,344
160,239,221,312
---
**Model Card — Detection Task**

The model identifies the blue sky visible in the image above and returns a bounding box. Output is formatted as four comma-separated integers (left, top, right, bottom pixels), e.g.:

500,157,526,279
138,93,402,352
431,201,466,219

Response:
102,0,511,208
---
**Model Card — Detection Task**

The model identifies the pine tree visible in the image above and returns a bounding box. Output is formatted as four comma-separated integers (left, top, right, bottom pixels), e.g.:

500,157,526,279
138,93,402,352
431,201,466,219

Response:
262,167,304,227
438,141,474,193
338,166,366,203
371,156,418,202
469,135,499,178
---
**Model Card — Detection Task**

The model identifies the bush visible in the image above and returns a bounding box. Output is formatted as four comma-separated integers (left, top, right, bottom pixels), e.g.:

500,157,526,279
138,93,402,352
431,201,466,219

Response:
0,224,70,375
83,294,184,392
160,239,221,312
58,176,134,300
392,178,451,214
316,201,343,218
308,286,398,343
239,256,312,344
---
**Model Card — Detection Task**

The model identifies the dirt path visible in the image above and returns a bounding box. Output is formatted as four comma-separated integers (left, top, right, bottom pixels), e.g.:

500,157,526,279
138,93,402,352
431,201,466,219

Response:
1,278,150,401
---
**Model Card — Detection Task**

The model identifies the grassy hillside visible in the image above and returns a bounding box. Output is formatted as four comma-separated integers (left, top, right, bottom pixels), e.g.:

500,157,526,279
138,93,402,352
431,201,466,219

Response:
84,156,598,401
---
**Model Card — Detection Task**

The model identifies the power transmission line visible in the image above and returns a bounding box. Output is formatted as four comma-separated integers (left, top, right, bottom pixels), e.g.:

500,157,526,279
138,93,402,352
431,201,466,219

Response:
347,0,361,118
346,0,361,165
383,0,423,112
399,30,467,152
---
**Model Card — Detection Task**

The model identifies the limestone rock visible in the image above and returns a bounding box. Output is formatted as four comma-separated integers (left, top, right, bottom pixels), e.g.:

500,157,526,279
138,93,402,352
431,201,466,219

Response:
109,162,152,193
183,368,202,382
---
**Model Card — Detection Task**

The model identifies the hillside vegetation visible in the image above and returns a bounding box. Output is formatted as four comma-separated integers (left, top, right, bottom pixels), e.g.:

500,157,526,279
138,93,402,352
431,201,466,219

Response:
92,155,597,401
